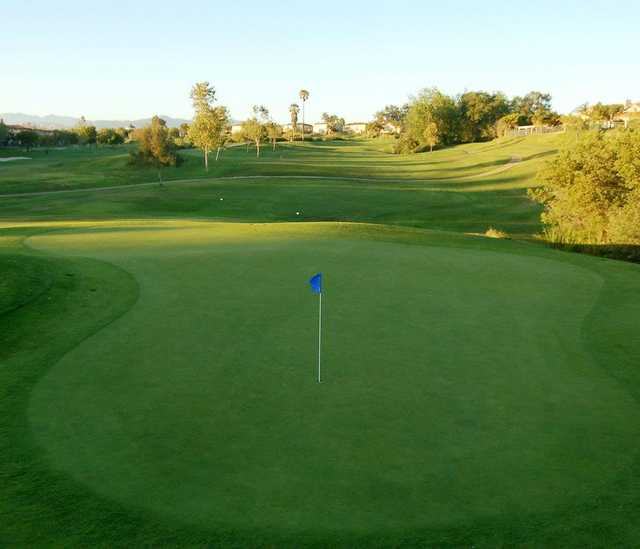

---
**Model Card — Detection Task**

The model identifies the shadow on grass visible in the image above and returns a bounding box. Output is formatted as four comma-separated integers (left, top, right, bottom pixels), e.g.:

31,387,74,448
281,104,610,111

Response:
521,150,558,162
549,242,640,264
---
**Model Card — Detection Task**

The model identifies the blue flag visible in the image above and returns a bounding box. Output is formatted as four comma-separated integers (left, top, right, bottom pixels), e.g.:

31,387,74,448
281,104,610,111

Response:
309,273,322,294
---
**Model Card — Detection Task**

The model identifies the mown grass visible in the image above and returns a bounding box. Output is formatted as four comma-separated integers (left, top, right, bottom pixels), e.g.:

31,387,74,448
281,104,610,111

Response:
3,221,640,547
0,134,565,236
5,133,640,547
0,134,561,194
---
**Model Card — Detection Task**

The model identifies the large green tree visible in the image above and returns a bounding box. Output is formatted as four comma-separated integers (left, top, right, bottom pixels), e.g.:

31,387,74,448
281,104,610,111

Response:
397,88,455,152
188,82,229,169
321,112,345,136
129,116,179,179
458,91,510,142
512,91,556,126
405,88,459,150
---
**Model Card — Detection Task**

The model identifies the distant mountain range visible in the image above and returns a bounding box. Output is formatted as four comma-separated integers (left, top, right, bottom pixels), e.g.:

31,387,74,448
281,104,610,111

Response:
0,112,193,130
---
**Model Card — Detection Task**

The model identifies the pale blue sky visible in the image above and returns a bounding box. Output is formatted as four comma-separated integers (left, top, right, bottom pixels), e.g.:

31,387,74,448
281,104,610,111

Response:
2,0,638,123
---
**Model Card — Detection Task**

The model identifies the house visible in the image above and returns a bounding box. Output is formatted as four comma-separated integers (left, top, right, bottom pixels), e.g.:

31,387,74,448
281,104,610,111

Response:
313,122,328,134
569,108,591,121
6,124,55,137
381,122,401,135
282,123,313,134
345,122,367,134
615,102,640,128
231,123,244,134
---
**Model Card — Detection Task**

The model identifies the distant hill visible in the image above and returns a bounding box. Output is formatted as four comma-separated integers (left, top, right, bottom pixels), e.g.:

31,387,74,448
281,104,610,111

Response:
0,113,193,130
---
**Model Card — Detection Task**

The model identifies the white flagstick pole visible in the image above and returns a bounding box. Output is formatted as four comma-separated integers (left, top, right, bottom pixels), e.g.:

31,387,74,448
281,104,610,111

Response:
318,291,322,383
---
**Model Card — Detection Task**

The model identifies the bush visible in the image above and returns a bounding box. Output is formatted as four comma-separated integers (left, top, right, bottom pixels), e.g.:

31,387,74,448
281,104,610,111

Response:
529,128,640,246
128,116,180,168
393,133,419,154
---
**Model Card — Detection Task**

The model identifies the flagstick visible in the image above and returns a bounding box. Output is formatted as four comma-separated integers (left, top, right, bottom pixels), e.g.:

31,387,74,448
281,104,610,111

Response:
317,292,322,383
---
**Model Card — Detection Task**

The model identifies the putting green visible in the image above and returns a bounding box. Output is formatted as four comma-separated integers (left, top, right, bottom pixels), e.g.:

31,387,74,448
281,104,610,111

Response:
25,221,640,537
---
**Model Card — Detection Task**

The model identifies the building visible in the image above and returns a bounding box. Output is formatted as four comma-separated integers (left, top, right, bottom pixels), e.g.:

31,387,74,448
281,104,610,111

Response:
231,122,313,135
345,122,367,134
615,102,640,128
6,124,55,137
313,122,328,134
381,123,401,135
282,123,313,134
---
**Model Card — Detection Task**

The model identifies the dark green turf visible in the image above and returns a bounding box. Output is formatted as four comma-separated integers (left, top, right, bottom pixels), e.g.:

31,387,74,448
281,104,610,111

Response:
1,221,639,547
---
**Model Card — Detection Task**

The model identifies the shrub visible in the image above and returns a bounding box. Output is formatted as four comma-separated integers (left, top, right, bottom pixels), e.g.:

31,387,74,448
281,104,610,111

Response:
529,128,640,246
128,116,180,168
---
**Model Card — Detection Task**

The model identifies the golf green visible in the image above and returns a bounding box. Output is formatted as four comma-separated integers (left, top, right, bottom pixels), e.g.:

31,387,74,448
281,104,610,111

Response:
24,221,640,538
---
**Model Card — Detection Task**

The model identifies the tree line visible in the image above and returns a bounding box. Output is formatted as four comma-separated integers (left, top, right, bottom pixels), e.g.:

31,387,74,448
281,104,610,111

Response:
0,117,135,150
366,89,562,153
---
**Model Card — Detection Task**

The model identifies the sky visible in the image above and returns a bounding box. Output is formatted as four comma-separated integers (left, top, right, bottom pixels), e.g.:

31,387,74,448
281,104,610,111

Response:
2,0,639,123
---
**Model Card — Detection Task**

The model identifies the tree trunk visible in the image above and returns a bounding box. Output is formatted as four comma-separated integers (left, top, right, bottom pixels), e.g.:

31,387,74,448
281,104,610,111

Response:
204,147,209,171
256,140,260,157
302,104,305,141
216,147,221,161
430,144,433,152
272,138,276,151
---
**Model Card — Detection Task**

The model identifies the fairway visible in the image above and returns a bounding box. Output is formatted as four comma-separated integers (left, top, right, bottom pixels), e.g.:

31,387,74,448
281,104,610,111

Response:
14,220,640,542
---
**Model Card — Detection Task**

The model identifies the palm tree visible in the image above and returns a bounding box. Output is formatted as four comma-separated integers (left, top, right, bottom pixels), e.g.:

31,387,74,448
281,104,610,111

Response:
299,89,309,141
289,103,300,142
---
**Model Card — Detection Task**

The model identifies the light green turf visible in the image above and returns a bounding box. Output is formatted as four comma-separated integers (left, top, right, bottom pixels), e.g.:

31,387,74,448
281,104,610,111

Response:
0,134,561,195
0,134,565,236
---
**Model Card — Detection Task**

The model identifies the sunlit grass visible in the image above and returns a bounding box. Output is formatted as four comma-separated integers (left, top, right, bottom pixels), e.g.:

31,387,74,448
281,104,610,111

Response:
0,134,565,195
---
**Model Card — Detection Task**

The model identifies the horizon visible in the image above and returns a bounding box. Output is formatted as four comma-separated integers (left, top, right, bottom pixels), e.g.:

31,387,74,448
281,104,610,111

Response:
2,0,639,123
